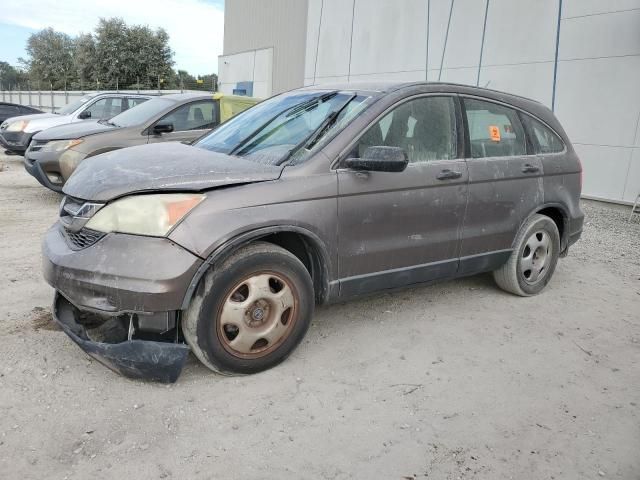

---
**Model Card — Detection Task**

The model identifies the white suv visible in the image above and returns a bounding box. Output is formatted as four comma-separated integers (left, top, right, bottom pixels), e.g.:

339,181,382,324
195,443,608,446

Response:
0,93,151,154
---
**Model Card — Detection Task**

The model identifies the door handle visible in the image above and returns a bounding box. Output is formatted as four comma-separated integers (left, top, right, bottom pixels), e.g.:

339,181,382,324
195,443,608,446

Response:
436,169,462,180
522,164,540,173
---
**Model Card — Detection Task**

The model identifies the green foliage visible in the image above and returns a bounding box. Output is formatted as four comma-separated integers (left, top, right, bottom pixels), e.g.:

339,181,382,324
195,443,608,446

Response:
0,61,28,88
24,28,75,89
2,17,217,91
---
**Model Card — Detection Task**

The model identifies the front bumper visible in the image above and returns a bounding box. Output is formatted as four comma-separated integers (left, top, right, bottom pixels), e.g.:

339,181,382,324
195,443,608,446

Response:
43,223,203,313
0,130,33,153
53,293,190,383
24,154,64,192
43,224,204,382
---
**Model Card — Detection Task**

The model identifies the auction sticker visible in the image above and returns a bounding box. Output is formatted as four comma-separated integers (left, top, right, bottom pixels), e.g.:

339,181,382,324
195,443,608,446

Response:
489,125,501,142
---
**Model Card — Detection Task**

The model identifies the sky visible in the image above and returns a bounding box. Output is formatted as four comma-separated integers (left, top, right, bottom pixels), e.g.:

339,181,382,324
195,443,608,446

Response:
0,0,225,75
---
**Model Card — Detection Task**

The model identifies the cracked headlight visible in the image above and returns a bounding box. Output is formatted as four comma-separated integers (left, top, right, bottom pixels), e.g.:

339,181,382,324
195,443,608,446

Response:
85,193,205,237
41,139,83,152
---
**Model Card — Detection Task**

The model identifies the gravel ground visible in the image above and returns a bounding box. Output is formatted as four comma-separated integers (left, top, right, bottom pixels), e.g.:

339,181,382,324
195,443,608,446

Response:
0,152,639,480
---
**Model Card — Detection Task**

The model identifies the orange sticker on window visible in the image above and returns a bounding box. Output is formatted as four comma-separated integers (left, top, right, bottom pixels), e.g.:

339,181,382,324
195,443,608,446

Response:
489,125,501,142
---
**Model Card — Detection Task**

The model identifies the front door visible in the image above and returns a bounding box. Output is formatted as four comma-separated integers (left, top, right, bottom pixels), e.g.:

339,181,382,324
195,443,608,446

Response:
148,99,219,144
459,97,544,274
336,95,468,297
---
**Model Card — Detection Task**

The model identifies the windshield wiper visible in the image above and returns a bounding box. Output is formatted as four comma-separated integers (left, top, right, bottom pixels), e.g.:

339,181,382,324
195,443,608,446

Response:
98,119,118,127
229,90,340,156
278,93,357,165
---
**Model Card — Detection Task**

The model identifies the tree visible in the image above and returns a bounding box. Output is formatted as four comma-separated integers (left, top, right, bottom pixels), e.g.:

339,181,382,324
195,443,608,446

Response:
74,33,96,88
14,18,211,91
94,18,174,88
0,61,28,89
23,28,75,89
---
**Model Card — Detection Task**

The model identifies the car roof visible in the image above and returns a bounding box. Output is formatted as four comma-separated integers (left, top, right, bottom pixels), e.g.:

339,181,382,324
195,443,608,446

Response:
300,81,558,128
159,92,215,102
302,81,541,103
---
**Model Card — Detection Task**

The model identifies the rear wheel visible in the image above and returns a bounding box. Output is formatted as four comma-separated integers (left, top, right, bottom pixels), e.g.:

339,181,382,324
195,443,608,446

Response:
183,242,314,375
493,214,560,296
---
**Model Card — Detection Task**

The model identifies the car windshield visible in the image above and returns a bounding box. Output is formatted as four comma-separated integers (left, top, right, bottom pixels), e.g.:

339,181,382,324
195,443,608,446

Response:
107,97,173,127
195,90,371,165
57,95,93,115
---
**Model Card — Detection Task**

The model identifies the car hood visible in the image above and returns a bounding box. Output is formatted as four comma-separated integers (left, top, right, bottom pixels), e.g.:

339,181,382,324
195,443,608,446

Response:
3,113,71,132
63,143,284,202
33,120,116,141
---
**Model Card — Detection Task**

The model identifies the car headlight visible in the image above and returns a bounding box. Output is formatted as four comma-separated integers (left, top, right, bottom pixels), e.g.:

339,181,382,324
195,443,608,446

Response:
41,139,83,152
6,120,29,132
85,193,205,236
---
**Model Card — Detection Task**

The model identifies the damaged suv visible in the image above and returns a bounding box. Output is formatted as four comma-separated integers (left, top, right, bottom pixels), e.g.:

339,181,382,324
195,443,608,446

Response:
43,82,583,382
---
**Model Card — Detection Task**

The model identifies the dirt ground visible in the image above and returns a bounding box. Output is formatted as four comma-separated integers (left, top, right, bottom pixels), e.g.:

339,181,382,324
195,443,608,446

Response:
0,151,638,480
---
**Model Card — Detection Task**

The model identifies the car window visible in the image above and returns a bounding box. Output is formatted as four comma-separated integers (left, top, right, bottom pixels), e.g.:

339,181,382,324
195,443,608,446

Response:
521,114,564,154
127,97,148,109
105,98,123,118
464,98,526,159
58,95,93,115
195,91,371,166
159,100,218,132
356,96,457,163
109,97,173,128
83,98,109,120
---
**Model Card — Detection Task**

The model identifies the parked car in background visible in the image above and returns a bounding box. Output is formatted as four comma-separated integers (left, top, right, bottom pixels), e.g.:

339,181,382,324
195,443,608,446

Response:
0,92,151,154
42,82,584,382
0,102,42,125
24,93,259,192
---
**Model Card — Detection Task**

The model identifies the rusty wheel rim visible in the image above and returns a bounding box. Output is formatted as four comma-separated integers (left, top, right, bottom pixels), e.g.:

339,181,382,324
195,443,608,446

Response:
217,271,298,359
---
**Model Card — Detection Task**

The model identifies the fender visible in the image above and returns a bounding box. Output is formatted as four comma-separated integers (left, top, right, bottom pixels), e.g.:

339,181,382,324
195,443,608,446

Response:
515,202,570,251
180,225,333,310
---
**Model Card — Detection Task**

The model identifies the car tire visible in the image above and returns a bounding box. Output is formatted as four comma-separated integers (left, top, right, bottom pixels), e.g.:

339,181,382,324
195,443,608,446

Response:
493,214,561,297
182,242,314,375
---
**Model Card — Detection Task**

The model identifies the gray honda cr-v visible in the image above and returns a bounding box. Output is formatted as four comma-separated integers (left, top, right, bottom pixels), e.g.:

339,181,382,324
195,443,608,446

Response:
42,82,583,382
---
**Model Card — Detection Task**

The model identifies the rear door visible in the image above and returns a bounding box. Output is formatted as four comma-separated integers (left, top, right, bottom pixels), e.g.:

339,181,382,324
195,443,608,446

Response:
148,99,218,144
336,94,468,297
459,97,544,273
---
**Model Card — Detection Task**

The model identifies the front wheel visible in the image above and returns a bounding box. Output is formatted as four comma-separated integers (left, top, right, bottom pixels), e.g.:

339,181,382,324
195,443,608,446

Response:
182,242,314,375
493,214,561,296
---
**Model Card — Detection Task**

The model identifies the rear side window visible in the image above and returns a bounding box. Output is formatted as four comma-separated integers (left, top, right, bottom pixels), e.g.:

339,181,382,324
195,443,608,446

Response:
521,114,564,154
464,98,526,158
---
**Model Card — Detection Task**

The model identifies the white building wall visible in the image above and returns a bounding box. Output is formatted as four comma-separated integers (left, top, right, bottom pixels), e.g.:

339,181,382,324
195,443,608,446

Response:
303,0,640,204
218,47,274,99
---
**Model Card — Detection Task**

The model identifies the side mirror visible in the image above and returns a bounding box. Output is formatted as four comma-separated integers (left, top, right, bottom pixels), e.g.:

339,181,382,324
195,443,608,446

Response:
344,146,408,173
78,110,91,119
153,121,174,135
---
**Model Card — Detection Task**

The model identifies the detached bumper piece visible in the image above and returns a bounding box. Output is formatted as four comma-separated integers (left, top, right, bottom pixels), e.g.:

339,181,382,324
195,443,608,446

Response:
53,293,190,383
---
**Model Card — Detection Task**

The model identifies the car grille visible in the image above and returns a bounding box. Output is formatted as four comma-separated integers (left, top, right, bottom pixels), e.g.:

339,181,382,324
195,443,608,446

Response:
62,226,105,250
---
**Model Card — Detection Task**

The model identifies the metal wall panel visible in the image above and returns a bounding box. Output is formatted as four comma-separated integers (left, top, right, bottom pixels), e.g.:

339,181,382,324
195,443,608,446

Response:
226,0,640,203
223,0,308,95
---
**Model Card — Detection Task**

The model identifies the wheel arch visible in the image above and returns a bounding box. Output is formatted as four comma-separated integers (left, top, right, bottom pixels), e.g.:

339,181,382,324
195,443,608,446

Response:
180,226,332,310
520,203,570,251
